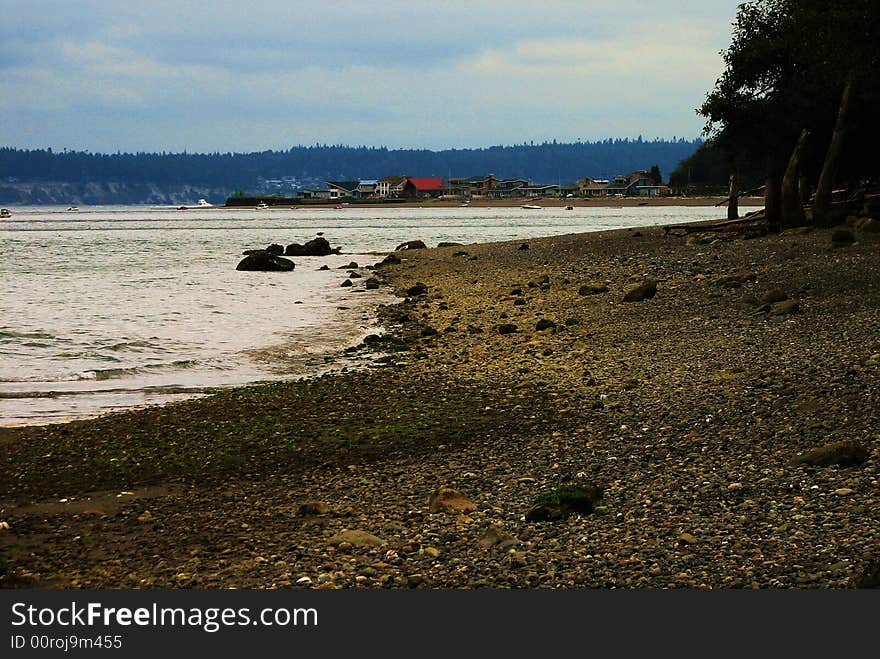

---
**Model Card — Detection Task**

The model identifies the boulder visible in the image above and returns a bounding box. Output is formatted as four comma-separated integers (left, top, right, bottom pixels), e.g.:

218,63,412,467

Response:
285,237,339,256
437,242,463,248
535,318,556,331
365,277,380,290
497,323,518,335
428,486,476,514
376,253,401,267
407,282,428,297
396,240,427,251
578,282,609,295
622,280,657,302
236,251,295,272
266,243,284,255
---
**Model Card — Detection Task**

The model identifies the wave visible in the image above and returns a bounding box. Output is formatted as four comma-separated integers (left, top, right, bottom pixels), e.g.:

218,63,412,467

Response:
75,359,203,381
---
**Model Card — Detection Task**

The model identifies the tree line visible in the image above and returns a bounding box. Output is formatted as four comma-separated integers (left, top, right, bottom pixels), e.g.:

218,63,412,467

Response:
672,0,879,228
0,138,701,191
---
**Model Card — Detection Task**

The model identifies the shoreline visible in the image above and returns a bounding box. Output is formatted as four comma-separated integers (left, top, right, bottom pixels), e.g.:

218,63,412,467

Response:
1,219,878,589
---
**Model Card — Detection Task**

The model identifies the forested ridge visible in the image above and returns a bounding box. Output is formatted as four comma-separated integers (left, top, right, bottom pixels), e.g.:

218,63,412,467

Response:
0,138,700,190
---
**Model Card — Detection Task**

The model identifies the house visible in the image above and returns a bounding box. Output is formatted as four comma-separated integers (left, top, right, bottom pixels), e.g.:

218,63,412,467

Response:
578,178,609,197
520,184,560,198
377,175,407,198
487,178,529,199
403,177,445,198
300,188,332,200
447,175,496,198
326,181,360,200
357,180,378,197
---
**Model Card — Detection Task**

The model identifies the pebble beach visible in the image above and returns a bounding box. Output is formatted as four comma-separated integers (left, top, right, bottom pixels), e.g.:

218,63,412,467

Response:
1,217,878,589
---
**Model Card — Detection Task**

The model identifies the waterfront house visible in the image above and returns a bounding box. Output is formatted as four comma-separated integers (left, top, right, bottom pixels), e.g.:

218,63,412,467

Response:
357,180,378,197
377,175,407,198
447,175,496,198
326,181,360,200
403,177,445,198
579,178,609,197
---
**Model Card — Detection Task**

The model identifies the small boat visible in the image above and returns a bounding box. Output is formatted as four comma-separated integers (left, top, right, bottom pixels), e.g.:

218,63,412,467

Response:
521,204,542,209
67,206,79,212
255,201,269,210
0,208,11,218
197,199,213,207
565,205,574,210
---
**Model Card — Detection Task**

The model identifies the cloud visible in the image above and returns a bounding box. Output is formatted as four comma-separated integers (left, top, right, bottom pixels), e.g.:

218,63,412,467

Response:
0,0,741,152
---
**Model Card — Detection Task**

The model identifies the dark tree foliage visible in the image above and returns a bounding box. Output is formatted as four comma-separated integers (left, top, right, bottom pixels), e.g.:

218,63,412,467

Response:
697,0,880,211
0,139,701,191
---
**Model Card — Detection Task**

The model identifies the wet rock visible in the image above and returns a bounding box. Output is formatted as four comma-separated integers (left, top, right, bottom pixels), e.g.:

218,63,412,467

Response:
340,279,353,287
377,254,401,267
266,243,284,255
319,265,330,271
365,278,380,290
236,251,295,272
525,482,603,522
428,486,476,514
285,237,338,256
790,440,869,467
622,280,657,302
396,240,427,251
437,242,463,248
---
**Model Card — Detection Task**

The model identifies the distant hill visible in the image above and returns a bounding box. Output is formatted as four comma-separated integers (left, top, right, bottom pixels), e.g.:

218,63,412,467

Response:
0,139,701,204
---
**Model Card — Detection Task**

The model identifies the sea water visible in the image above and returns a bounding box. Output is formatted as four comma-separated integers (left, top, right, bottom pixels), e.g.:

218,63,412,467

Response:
0,204,755,425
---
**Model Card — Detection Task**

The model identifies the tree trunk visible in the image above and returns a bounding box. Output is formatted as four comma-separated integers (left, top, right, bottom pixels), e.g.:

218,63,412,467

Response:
765,169,782,233
781,128,810,229
728,173,739,220
813,80,853,227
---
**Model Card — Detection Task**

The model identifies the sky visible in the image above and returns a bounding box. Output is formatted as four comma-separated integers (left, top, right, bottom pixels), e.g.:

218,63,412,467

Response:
0,1,745,154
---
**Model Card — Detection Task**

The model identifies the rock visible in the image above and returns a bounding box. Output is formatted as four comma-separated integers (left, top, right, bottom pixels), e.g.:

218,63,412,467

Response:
377,253,401,267
535,318,556,331
437,242,463,248
365,277,380,290
678,533,698,545
478,524,519,550
497,323,518,335
790,440,869,467
578,282,609,295
831,228,855,246
622,280,657,302
518,243,530,251
407,282,428,296
770,300,799,315
420,326,438,337
319,264,330,271
285,237,339,256
236,251,295,272
342,261,359,269
340,279,353,287
453,251,469,257
396,240,427,251
266,243,284,255
428,486,476,514
712,273,757,288
297,501,331,516
525,482,603,522
833,488,854,496
758,289,788,304
327,529,385,549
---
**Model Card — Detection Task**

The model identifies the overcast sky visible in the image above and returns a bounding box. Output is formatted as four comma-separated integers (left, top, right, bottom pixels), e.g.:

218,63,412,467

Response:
0,1,744,153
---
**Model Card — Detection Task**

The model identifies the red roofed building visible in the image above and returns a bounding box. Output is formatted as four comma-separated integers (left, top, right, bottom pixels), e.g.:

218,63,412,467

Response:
403,177,446,198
